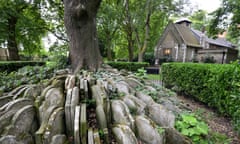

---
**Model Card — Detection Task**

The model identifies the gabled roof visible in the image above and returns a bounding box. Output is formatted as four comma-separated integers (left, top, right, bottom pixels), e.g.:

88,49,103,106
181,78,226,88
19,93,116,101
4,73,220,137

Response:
174,24,201,47
191,29,236,48
175,18,192,24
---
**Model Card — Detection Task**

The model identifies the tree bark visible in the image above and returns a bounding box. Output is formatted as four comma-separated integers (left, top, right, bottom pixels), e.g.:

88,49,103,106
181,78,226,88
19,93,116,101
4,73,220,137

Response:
137,0,151,62
124,0,134,62
64,0,102,73
7,16,20,60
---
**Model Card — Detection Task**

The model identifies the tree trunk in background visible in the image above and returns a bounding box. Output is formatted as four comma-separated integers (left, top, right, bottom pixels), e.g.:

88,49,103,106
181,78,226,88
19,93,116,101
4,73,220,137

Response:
106,33,113,61
124,0,134,62
64,0,102,73
137,0,151,62
7,16,20,60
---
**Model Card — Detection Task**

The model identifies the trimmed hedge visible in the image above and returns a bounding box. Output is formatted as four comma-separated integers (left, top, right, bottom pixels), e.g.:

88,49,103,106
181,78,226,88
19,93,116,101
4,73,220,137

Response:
0,61,46,72
161,62,240,132
105,61,149,72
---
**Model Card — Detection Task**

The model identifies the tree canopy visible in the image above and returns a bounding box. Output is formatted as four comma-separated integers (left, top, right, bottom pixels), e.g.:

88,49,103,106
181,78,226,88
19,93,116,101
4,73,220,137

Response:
209,0,240,41
0,0,48,60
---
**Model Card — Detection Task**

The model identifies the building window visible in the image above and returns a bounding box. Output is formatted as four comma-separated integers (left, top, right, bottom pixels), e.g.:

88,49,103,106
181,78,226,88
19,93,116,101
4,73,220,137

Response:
164,48,171,57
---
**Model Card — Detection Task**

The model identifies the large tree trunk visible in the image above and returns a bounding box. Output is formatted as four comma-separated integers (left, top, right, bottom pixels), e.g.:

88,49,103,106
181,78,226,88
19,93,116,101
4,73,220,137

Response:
64,0,102,73
7,16,20,60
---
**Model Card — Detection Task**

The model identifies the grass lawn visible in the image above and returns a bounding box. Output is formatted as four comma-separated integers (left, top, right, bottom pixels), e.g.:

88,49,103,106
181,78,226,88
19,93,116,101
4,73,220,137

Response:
147,74,161,80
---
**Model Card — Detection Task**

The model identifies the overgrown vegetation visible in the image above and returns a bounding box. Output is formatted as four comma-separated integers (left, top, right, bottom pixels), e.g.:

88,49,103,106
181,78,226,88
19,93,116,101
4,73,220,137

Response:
0,55,70,94
175,113,209,143
176,113,231,144
0,61,46,72
135,67,147,79
0,66,53,93
161,62,240,133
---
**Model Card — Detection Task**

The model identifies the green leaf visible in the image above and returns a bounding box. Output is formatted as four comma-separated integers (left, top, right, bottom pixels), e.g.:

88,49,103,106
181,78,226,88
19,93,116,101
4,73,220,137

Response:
182,114,198,126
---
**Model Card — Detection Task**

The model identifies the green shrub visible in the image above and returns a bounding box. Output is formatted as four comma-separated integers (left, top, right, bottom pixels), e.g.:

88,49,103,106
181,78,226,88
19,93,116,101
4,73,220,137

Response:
162,62,240,133
0,61,46,72
0,65,54,93
105,61,149,72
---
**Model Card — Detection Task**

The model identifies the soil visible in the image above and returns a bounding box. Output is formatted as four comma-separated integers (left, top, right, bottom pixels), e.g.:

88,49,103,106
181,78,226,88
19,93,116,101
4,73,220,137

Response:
177,94,240,144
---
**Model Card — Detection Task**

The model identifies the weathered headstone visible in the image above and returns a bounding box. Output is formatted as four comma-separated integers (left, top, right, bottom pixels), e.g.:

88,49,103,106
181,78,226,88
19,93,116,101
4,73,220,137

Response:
96,105,107,129
135,92,154,106
65,88,73,135
93,129,101,144
0,95,13,107
74,106,80,144
126,77,144,88
0,135,22,144
165,128,192,144
43,107,65,143
65,75,76,89
115,80,130,95
111,100,135,130
84,79,88,98
71,87,80,131
112,124,138,144
6,105,36,136
80,103,87,144
88,128,94,144
121,95,146,115
135,115,164,144
91,85,103,106
148,103,175,127
50,134,67,144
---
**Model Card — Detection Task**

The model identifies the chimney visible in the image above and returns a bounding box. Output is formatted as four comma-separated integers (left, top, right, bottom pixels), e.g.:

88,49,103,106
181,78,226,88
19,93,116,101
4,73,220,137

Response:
218,31,227,38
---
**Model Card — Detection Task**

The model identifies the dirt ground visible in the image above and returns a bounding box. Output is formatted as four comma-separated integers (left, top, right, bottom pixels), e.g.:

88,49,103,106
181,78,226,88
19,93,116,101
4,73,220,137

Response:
177,95,240,144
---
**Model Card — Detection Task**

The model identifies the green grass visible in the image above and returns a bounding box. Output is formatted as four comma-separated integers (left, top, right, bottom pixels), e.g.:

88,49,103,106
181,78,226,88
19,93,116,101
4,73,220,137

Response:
147,74,161,80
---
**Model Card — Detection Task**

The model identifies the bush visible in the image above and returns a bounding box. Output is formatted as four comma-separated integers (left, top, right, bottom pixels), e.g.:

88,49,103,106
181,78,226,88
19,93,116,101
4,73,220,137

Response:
105,61,149,72
161,62,240,133
0,61,46,72
0,65,54,93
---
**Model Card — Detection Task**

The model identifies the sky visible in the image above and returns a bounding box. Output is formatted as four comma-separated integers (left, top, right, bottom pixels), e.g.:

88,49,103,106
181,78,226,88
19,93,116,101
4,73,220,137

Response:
189,0,221,13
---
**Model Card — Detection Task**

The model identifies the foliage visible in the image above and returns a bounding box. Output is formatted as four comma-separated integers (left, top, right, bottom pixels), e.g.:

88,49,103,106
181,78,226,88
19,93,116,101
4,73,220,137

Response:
143,52,155,65
97,0,185,61
175,113,209,143
0,61,46,72
208,0,240,48
189,10,208,31
105,61,149,72
162,62,240,133
0,0,48,57
48,43,69,70
42,0,68,42
0,65,54,93
135,67,147,79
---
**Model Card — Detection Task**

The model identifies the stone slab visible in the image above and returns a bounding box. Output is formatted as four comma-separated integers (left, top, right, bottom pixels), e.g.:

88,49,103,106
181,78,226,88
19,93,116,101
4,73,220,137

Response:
74,106,80,144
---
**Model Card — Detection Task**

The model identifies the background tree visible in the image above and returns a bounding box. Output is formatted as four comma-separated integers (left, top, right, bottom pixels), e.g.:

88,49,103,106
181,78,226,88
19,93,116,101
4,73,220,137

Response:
97,0,121,61
208,0,240,49
0,0,48,60
189,10,208,31
97,0,184,62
